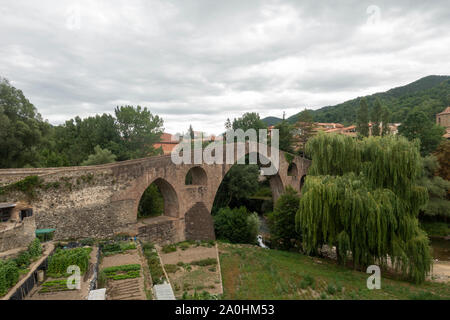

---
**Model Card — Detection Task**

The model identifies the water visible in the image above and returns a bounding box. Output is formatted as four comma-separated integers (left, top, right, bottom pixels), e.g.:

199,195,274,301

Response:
257,235,268,249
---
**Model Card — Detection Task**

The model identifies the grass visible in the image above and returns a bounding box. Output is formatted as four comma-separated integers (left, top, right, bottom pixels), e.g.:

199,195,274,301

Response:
219,243,450,300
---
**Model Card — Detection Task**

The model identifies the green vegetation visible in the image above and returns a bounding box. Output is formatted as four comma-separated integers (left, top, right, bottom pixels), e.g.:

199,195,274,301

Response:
213,207,259,244
164,264,179,273
418,155,450,218
0,78,164,168
138,184,164,219
298,133,432,283
268,186,301,250
420,222,450,237
162,244,177,253
47,247,92,277
81,145,117,166
0,260,19,296
142,242,165,285
219,243,450,300
212,164,260,213
398,109,445,156
102,264,141,280
290,75,450,125
190,258,217,267
181,290,219,300
101,241,136,256
0,238,42,296
39,279,74,293
0,175,42,198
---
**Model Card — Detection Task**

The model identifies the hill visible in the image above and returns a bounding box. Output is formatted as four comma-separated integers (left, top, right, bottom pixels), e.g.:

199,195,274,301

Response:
263,75,450,126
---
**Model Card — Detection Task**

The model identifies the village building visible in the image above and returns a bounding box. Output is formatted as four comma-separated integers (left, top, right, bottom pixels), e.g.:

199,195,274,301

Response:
436,106,450,139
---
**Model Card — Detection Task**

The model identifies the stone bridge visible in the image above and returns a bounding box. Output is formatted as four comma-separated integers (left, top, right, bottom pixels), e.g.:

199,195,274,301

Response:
0,143,310,245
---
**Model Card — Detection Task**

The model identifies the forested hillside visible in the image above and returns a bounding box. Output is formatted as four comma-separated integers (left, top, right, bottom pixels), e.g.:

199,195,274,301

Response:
262,75,450,126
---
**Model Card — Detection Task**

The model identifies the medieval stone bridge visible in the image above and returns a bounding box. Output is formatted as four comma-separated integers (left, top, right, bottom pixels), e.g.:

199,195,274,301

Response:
0,144,310,245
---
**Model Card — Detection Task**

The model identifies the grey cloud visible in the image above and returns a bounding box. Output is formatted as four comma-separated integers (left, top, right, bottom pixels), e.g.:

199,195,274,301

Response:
0,0,449,134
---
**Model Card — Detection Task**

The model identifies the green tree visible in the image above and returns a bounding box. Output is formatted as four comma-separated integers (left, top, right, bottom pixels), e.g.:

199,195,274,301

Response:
398,110,445,156
188,124,194,140
268,186,301,250
138,184,164,218
297,133,432,283
434,140,450,180
0,78,50,168
224,118,232,130
356,98,370,138
115,105,164,159
81,145,117,166
213,206,259,244
371,99,383,136
212,164,260,213
381,106,391,136
295,109,316,156
418,155,450,219
232,112,267,133
274,120,295,153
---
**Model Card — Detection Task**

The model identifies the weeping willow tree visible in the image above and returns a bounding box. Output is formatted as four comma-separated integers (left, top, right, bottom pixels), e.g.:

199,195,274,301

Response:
296,133,432,283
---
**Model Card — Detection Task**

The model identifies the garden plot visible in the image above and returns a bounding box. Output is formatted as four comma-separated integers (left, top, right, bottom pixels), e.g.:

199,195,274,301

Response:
27,246,98,300
158,241,222,299
98,241,147,300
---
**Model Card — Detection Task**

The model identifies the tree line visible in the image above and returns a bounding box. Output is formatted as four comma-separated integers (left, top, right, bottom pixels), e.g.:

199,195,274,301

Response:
0,78,164,168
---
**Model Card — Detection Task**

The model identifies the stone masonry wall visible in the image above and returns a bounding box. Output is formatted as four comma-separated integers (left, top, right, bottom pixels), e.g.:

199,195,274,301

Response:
0,216,36,252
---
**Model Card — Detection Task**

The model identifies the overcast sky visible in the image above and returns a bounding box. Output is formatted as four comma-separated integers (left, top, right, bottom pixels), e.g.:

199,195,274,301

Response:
1,0,449,135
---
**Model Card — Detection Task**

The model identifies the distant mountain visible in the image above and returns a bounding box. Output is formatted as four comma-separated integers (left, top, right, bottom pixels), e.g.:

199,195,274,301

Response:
261,116,283,126
266,75,450,126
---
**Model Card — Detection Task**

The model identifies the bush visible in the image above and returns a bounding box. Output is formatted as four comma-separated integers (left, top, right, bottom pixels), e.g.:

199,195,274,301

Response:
28,238,42,258
213,206,259,244
14,251,31,268
268,187,301,250
0,260,20,296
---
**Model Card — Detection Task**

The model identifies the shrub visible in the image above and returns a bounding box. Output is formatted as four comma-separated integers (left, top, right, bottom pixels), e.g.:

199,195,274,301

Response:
15,251,31,268
268,186,301,250
0,260,19,296
213,206,259,244
28,238,42,258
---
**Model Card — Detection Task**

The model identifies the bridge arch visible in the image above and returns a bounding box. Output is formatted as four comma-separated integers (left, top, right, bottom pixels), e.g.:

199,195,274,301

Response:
287,162,298,177
137,177,179,219
185,166,207,186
